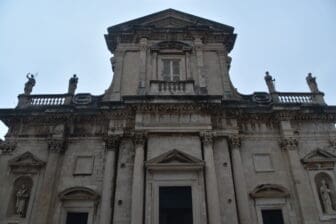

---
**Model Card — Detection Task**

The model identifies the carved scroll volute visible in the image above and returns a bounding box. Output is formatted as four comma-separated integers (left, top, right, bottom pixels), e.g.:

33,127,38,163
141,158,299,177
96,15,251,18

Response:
134,132,146,147
229,135,241,149
48,139,66,153
201,132,213,146
104,135,121,151
279,138,298,151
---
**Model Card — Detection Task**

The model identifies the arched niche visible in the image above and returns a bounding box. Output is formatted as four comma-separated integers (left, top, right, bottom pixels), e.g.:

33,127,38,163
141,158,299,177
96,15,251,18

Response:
315,172,336,214
7,176,33,218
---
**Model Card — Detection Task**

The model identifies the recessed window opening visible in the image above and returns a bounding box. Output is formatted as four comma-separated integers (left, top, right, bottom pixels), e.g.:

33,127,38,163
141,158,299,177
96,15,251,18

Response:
162,59,180,81
261,209,284,224
66,212,88,224
159,186,193,224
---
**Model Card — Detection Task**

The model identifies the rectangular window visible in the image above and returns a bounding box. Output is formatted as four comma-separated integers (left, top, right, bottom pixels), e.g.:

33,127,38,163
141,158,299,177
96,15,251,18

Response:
161,59,180,81
261,209,284,224
66,212,88,224
159,186,193,224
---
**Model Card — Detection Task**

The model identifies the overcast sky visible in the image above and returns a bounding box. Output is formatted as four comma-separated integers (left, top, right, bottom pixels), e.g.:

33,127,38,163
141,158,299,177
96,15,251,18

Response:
0,0,335,139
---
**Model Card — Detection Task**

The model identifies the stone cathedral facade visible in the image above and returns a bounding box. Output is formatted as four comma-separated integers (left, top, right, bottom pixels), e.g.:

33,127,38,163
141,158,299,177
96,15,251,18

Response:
1,8,336,224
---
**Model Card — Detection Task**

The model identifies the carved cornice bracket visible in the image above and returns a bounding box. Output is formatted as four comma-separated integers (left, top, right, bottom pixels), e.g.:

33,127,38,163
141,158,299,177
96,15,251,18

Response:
48,138,66,153
229,135,241,148
279,138,298,151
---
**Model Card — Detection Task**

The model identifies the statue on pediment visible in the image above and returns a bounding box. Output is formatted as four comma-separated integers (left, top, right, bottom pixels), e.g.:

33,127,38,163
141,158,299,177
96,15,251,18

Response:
24,73,36,95
306,73,319,93
68,74,78,95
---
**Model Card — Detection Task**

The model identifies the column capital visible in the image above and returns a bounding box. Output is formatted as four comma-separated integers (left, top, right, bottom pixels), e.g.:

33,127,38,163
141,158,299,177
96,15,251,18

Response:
48,138,65,153
134,132,146,146
279,137,298,151
229,135,241,148
200,131,213,145
104,135,121,151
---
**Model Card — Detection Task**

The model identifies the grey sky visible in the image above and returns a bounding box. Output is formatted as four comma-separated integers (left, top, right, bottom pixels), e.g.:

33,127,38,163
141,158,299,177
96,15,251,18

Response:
1,0,335,139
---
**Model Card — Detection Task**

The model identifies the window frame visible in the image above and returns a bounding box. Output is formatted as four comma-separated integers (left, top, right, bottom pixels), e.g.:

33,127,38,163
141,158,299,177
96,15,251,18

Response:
157,55,186,81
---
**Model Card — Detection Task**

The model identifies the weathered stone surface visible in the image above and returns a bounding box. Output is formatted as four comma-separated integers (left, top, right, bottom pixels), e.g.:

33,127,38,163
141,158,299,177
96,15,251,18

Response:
0,8,336,224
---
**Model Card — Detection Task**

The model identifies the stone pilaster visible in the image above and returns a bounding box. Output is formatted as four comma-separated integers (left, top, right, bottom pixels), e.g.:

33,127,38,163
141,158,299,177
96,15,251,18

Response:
100,135,121,224
229,135,252,224
201,132,221,224
32,138,65,224
131,132,146,224
194,38,207,94
138,38,147,94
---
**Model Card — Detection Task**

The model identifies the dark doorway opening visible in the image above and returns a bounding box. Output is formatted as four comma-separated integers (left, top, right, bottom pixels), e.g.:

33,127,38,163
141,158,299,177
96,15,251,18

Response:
261,209,284,224
66,212,88,224
159,186,193,224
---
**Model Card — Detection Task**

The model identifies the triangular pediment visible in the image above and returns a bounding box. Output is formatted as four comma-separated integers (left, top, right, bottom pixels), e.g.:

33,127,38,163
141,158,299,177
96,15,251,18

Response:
108,9,234,32
301,149,336,170
146,149,204,170
9,151,46,171
302,149,336,163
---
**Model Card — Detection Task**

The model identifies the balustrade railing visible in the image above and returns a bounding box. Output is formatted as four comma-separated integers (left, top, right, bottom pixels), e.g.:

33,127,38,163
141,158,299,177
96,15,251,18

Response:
17,94,72,108
149,80,195,95
272,92,325,105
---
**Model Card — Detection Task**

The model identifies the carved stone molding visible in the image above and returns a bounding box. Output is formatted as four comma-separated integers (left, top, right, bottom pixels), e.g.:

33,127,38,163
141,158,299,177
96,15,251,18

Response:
200,132,213,145
0,140,17,154
48,139,66,153
134,132,146,146
229,135,241,148
104,135,121,151
279,138,298,151
250,184,290,199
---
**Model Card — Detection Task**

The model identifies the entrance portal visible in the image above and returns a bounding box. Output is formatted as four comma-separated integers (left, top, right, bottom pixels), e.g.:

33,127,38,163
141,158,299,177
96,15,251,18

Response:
261,209,284,224
159,186,193,224
66,212,88,224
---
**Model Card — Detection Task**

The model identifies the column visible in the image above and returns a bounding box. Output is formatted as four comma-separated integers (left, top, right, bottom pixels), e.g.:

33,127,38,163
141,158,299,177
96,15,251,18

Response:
201,132,221,224
229,135,252,224
138,38,147,95
33,138,65,224
100,135,121,224
131,133,146,224
280,137,315,224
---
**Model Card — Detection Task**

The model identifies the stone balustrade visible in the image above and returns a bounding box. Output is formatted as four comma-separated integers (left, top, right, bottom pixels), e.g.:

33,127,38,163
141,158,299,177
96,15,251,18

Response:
149,80,195,95
17,94,72,108
271,92,325,105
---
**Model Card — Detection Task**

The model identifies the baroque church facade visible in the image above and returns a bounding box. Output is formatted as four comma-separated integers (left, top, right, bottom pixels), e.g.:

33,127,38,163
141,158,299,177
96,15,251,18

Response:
1,9,336,224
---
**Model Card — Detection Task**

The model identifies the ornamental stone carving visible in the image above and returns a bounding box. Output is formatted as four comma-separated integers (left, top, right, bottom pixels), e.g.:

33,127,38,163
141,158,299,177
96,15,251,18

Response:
0,140,17,154
15,184,30,217
24,73,36,95
319,179,336,214
229,135,241,148
104,135,121,151
279,138,298,151
201,132,213,145
48,139,66,153
134,132,146,146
